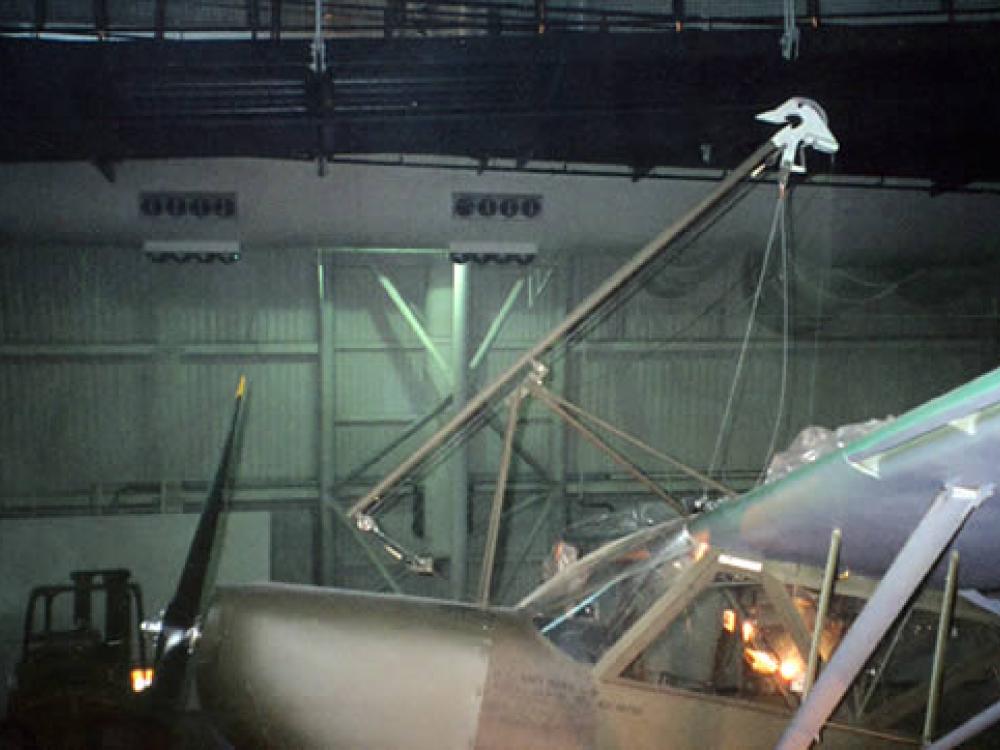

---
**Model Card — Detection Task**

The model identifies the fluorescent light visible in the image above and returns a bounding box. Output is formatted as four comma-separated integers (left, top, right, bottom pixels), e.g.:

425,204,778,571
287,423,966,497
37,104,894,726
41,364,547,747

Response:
718,553,763,573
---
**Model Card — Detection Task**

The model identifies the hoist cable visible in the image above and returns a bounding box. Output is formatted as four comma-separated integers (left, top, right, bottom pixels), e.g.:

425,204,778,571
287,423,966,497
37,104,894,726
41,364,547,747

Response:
707,190,785,481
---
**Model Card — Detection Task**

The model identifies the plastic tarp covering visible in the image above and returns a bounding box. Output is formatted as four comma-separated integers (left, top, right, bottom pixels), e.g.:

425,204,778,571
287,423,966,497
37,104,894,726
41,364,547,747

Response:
542,504,676,579
764,418,891,484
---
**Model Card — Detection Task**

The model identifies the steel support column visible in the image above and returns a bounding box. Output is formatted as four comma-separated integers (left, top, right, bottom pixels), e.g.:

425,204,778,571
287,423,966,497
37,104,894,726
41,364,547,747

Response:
451,261,471,599
316,254,336,585
555,260,576,533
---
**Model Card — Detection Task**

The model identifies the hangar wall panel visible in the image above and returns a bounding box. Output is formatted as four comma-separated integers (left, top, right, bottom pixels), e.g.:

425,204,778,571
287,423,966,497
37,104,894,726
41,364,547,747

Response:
2,162,1000,603
170,361,317,482
0,246,319,498
0,360,155,494
0,247,152,342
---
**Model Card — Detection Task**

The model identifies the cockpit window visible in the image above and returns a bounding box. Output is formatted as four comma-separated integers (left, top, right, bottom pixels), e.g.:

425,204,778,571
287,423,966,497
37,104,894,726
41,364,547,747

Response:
621,569,810,709
526,531,1000,746
520,519,699,664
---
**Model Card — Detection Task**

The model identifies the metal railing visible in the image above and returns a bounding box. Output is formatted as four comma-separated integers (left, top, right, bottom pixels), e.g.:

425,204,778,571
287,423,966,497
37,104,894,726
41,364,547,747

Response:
2,0,999,40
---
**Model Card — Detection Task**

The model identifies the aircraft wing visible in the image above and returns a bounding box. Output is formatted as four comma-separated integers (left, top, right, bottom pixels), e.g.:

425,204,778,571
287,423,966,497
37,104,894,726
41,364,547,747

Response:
691,365,1000,590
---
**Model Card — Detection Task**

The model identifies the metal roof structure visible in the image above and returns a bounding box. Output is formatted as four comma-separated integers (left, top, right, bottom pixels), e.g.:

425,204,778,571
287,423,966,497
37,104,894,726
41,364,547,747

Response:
1,1,999,183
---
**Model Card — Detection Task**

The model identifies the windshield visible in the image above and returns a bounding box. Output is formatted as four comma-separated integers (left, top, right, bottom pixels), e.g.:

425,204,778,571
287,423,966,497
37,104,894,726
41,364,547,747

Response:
520,519,699,663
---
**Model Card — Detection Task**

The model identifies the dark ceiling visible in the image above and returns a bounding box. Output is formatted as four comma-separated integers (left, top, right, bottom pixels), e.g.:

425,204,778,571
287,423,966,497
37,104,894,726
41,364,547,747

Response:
2,14,999,184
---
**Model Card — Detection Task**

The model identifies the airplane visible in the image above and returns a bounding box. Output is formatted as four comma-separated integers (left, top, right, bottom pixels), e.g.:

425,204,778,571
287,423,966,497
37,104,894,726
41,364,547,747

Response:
163,368,999,750
103,100,1000,750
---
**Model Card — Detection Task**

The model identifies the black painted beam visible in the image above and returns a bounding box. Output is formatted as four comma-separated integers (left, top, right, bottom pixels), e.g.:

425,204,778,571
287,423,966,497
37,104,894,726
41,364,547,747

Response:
247,0,259,41
271,0,281,41
93,0,107,37
33,0,46,34
154,0,166,39
0,26,998,183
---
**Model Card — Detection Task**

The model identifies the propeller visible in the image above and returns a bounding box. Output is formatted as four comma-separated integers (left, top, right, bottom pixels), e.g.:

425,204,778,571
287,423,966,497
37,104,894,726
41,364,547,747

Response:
144,376,249,711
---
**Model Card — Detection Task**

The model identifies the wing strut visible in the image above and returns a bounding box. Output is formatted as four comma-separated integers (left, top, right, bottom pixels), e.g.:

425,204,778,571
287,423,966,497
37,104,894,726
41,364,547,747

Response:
925,698,1000,750
775,483,994,750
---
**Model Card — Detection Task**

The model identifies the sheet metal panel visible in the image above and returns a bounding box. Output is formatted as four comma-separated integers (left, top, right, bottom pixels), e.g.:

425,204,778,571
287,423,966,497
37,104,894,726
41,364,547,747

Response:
821,0,940,13
808,343,986,429
0,246,315,344
171,361,317,482
39,0,92,25
0,360,155,494
0,246,317,497
470,263,569,346
104,0,157,27
0,246,152,343
569,340,988,480
333,422,442,479
331,261,439,347
148,249,315,344
333,349,443,419
0,359,316,494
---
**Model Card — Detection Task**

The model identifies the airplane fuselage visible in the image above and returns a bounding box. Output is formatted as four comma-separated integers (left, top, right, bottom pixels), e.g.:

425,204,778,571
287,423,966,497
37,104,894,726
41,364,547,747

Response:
196,585,913,750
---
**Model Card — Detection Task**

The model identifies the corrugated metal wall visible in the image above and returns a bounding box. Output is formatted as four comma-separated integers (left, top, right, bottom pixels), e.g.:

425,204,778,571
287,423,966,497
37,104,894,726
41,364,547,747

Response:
0,246,317,497
1,229,997,603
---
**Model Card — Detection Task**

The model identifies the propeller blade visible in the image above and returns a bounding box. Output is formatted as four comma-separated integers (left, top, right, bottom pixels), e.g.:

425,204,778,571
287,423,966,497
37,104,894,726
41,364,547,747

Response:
147,376,249,708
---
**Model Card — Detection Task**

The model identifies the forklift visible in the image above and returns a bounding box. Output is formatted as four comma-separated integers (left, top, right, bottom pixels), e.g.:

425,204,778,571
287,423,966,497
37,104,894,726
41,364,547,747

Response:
2,569,155,749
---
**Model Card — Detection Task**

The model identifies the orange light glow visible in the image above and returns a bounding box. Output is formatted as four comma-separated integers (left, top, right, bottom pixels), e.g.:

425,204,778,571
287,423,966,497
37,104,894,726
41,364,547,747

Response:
779,657,804,682
131,668,154,693
693,540,710,562
722,609,736,633
744,648,779,675
741,620,756,643
620,548,651,562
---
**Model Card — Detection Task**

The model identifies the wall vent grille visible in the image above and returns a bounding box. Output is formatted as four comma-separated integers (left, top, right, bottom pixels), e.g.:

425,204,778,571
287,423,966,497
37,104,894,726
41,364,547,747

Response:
139,192,237,219
452,192,542,221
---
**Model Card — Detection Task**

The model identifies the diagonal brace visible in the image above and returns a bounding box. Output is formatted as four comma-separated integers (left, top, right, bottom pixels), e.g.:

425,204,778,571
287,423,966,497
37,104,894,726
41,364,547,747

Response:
373,267,450,378
926,697,1000,750
528,381,687,517
470,277,525,372
540,387,732,496
477,383,526,605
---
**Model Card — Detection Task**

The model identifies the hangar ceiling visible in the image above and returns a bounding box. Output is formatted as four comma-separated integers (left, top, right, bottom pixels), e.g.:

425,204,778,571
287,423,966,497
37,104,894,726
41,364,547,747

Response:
1,1,999,184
